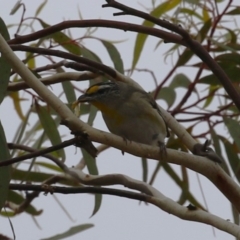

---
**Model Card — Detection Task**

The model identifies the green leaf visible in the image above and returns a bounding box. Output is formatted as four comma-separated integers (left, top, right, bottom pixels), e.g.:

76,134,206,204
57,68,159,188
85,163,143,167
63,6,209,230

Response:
202,86,218,108
217,136,231,175
0,122,11,212
162,162,204,209
62,81,76,104
0,18,11,105
221,137,240,183
101,40,124,74
35,0,47,16
55,67,76,104
87,105,98,126
215,53,240,65
210,128,223,159
36,104,65,160
0,211,15,217
231,204,239,226
12,169,78,186
179,8,203,21
81,150,101,216
81,46,101,62
196,19,212,42
38,19,81,55
132,0,181,69
211,39,238,52
12,107,32,144
35,161,63,172
169,73,191,89
223,117,240,151
23,43,40,69
41,224,94,240
148,162,162,185
156,87,176,108
198,74,219,85
202,7,210,22
224,28,237,44
7,190,42,216
226,7,240,15
91,193,102,217
79,103,91,116
176,49,193,67
199,66,240,85
11,107,32,158
162,162,182,186
176,19,211,66
81,149,98,176
211,43,240,52
141,157,148,182
8,91,25,121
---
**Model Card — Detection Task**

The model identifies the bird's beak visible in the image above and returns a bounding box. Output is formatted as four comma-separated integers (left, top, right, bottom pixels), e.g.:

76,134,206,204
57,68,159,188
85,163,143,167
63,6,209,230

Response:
76,94,91,103
72,94,91,109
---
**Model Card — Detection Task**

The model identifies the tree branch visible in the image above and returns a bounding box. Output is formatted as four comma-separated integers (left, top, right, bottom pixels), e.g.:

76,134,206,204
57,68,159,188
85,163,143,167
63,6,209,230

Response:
1,33,240,214
103,0,240,112
8,71,99,91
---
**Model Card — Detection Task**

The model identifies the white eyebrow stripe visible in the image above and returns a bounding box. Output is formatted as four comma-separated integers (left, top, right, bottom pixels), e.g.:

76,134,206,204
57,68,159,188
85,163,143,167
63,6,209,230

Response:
99,85,111,89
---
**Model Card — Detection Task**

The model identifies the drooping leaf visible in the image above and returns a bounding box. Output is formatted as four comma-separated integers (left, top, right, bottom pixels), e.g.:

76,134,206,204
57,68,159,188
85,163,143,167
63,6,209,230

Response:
35,161,63,172
8,91,26,121
62,80,76,104
87,105,98,127
199,66,240,85
196,18,212,42
0,122,11,212
211,39,238,52
11,107,32,158
25,47,36,69
41,224,94,240
81,149,101,216
36,103,65,161
81,149,98,177
215,53,240,65
55,67,76,104
0,18,11,105
223,117,240,151
224,28,237,44
176,49,193,67
101,40,124,74
35,0,47,17
6,190,42,216
179,8,203,21
162,162,204,209
38,19,81,55
149,161,161,185
81,46,101,63
209,127,223,159
177,19,211,66
202,86,218,108
226,7,240,15
221,137,240,183
141,157,148,182
231,204,239,226
202,7,210,22
132,0,181,70
216,136,231,174
156,87,176,108
169,73,191,89
91,193,102,218
12,169,78,186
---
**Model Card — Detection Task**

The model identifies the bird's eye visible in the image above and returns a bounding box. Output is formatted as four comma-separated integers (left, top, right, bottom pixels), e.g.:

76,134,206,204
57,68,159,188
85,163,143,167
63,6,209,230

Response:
97,88,108,94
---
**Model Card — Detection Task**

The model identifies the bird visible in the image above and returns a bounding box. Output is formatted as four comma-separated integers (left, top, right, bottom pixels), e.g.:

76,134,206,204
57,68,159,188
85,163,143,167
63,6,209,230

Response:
77,81,169,153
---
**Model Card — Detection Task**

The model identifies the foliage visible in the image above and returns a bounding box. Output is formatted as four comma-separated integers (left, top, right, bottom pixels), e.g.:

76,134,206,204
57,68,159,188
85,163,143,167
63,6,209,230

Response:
1,0,240,239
